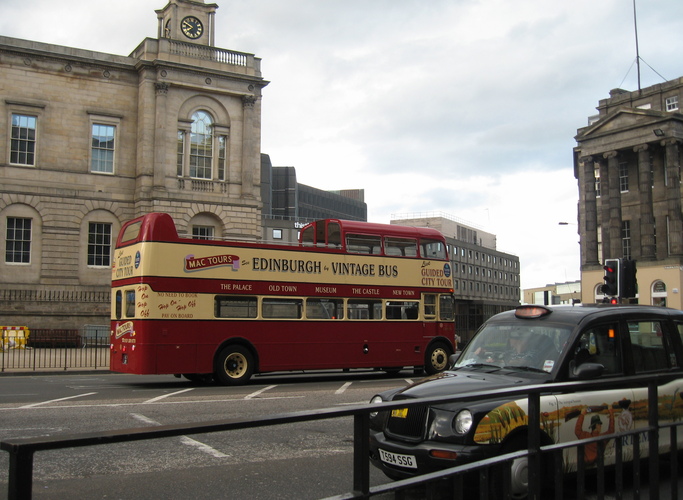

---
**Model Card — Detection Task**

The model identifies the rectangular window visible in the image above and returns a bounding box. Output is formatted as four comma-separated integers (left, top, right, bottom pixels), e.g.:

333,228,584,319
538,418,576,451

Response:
190,133,212,179
346,234,381,254
88,222,112,267
177,130,185,177
440,294,455,321
385,237,417,257
272,229,283,240
91,124,115,173
217,135,227,181
421,239,447,259
594,166,601,197
262,298,303,319
628,320,671,372
192,226,214,240
10,114,37,166
125,289,136,317
618,161,629,192
5,217,32,263
385,301,419,320
622,220,631,260
424,294,436,318
306,298,344,319
666,96,679,112
347,299,382,320
215,296,257,319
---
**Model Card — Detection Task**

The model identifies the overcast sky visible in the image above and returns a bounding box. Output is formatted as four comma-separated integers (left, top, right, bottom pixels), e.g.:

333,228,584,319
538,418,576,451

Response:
3,0,683,292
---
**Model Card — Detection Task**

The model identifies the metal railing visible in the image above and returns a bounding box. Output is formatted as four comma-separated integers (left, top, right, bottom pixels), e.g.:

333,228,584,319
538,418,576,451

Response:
0,326,110,372
2,373,681,499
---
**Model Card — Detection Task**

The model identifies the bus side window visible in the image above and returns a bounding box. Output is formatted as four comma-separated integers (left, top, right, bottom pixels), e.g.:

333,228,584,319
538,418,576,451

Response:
262,298,303,319
115,290,122,320
420,239,446,260
306,298,344,319
301,225,315,246
327,222,341,248
439,294,455,321
125,290,136,318
215,296,258,318
346,234,382,254
348,299,382,320
424,294,436,319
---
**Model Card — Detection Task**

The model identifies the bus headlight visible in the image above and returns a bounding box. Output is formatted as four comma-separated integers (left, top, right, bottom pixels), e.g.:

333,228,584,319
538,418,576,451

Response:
453,410,473,435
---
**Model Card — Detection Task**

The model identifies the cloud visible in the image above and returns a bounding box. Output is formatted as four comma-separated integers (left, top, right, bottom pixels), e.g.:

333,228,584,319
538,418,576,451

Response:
2,0,682,291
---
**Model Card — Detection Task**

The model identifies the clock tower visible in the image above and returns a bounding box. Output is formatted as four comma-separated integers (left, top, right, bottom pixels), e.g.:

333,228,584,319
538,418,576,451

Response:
156,0,218,46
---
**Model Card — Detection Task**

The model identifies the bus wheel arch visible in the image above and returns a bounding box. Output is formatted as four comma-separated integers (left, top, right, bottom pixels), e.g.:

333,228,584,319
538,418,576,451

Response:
424,339,453,374
213,340,258,386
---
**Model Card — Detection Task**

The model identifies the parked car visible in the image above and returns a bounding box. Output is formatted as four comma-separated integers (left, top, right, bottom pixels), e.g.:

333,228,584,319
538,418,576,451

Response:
368,304,683,497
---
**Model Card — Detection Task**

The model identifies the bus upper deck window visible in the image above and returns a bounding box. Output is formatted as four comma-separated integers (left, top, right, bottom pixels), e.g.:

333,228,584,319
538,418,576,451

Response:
421,239,446,260
115,291,122,320
301,225,315,246
125,290,135,317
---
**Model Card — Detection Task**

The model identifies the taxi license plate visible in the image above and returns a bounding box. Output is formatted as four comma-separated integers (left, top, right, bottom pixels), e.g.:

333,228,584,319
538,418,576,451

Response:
379,449,417,469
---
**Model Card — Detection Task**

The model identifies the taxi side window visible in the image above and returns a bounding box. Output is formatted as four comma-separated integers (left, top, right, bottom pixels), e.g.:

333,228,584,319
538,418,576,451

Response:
572,323,622,376
628,320,673,372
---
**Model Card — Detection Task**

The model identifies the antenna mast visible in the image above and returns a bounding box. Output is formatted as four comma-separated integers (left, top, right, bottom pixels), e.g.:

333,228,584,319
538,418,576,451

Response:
633,0,641,91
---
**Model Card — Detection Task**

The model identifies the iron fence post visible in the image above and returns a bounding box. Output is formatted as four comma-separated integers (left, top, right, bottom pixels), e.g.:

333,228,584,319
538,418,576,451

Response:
353,413,370,499
6,446,34,500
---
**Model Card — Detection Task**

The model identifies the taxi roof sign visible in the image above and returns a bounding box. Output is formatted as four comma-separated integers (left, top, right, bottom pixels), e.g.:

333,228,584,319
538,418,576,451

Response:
515,305,552,319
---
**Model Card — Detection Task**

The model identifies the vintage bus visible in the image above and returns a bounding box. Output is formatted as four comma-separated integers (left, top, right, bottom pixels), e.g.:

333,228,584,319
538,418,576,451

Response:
110,213,456,385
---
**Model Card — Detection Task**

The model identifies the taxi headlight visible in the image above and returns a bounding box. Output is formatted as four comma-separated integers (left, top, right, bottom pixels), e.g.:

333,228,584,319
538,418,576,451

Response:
369,395,384,417
453,410,473,435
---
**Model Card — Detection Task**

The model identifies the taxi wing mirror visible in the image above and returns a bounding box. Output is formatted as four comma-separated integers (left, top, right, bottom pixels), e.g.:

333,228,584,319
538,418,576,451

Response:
448,353,460,369
572,362,604,380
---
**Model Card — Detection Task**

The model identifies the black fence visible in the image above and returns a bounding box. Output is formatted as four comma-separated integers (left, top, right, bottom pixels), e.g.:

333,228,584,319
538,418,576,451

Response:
0,325,110,372
1,373,681,500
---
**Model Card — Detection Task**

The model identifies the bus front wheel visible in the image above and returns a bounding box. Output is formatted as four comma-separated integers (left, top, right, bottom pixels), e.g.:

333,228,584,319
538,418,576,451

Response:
424,342,451,375
214,345,254,385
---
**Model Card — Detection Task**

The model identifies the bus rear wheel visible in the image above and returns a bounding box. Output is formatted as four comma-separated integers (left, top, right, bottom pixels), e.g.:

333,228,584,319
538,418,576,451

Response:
425,342,451,375
214,345,254,386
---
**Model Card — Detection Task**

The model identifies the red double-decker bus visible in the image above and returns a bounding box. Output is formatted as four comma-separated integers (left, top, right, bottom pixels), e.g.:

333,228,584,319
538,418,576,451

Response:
110,213,456,385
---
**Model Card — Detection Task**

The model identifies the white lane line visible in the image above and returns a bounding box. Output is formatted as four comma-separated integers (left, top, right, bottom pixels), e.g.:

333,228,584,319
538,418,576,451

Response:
335,382,353,395
244,385,276,399
130,413,228,458
404,379,414,385
180,436,229,458
143,388,194,404
19,392,97,409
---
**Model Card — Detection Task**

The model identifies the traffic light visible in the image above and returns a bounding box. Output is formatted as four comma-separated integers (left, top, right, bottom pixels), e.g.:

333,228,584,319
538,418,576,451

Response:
621,259,637,298
601,259,620,297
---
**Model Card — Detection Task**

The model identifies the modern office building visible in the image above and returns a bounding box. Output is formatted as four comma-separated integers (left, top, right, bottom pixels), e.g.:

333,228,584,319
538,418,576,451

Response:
260,155,367,244
523,281,582,306
574,78,683,308
391,213,520,342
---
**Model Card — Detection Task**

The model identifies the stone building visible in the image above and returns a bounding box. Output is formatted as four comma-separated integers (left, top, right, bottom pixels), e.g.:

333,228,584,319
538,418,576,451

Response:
0,0,268,329
391,213,520,341
574,78,683,307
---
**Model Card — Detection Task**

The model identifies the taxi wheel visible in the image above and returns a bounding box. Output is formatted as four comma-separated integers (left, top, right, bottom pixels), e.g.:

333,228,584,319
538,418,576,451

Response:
214,345,254,386
424,342,452,375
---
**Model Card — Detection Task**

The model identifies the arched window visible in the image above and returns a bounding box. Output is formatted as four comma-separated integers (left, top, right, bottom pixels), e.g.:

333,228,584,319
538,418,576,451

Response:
652,280,667,307
177,110,228,181
190,111,213,179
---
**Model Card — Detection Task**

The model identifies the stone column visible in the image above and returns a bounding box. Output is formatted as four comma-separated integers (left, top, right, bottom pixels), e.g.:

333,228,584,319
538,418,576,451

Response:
241,96,257,198
604,151,622,258
636,144,656,260
153,82,169,192
664,139,683,255
581,156,599,266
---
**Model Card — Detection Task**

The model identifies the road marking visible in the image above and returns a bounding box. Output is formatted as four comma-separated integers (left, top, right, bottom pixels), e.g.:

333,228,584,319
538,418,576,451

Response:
131,413,229,458
404,379,414,385
18,392,97,408
143,388,194,404
244,385,276,399
335,382,352,394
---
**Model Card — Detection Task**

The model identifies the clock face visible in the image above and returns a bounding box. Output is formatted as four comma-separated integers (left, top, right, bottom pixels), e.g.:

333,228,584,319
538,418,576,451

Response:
181,16,203,39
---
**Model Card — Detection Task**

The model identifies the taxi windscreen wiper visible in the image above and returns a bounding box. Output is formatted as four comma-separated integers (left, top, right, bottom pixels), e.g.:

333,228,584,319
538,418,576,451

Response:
505,365,547,374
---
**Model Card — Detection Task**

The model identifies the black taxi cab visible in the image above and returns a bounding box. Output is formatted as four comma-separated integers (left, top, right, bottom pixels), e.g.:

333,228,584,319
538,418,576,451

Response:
368,304,683,495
